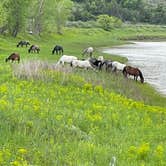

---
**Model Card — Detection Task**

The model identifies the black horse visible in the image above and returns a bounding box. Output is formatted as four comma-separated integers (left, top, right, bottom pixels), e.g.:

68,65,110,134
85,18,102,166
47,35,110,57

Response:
28,45,40,53
89,58,103,70
101,60,113,72
52,45,64,55
17,41,30,47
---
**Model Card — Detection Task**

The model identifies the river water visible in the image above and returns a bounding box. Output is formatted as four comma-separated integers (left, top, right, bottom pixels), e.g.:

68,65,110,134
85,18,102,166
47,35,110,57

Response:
103,41,166,96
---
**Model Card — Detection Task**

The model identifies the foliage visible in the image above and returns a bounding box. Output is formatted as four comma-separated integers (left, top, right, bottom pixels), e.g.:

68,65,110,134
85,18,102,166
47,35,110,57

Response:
47,0,73,34
0,1,8,27
97,14,122,31
5,0,30,37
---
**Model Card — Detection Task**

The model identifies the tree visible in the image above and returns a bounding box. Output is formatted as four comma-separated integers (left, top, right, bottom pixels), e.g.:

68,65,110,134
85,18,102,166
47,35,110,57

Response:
6,0,30,37
0,1,8,34
0,1,7,27
49,0,73,34
28,0,46,35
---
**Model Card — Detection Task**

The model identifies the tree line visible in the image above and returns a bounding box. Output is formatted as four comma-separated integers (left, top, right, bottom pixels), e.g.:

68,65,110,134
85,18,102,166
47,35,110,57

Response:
0,0,166,37
71,0,166,24
0,0,73,37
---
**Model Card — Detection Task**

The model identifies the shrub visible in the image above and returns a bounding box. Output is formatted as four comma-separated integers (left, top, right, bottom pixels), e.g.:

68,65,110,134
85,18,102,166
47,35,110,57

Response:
97,14,123,31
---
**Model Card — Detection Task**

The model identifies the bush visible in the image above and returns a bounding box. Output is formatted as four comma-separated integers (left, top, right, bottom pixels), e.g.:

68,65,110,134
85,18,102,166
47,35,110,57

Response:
97,14,123,31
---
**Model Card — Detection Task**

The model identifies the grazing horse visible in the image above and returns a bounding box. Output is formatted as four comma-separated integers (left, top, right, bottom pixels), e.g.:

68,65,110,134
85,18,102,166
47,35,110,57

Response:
17,41,30,47
89,58,103,70
123,66,144,83
101,60,113,71
82,47,94,57
111,61,126,72
52,45,64,55
5,53,20,63
28,45,40,53
57,55,78,66
71,59,94,70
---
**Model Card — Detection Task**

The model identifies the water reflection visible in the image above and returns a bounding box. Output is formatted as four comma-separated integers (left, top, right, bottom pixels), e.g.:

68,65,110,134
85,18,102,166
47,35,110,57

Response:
103,42,166,96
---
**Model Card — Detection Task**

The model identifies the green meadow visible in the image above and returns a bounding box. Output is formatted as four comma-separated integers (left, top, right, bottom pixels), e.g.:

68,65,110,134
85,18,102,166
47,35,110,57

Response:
0,25,166,166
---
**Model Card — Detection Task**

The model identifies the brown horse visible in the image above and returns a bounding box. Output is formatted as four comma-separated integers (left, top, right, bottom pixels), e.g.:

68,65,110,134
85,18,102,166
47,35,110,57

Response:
123,66,144,83
5,53,20,63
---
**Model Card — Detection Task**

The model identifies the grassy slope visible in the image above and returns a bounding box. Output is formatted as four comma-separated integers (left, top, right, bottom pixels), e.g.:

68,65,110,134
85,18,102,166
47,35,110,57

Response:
0,25,166,165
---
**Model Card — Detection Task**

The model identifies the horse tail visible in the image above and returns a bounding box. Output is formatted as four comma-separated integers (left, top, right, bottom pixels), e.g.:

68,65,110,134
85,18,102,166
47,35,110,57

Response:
139,70,144,83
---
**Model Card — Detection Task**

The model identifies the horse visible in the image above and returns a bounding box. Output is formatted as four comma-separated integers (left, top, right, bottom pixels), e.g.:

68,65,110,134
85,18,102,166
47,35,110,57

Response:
52,45,64,55
5,53,20,63
82,47,94,57
71,59,94,70
123,66,144,83
111,61,126,72
101,60,113,71
97,56,104,61
56,55,78,66
89,58,103,70
28,45,40,53
17,41,30,47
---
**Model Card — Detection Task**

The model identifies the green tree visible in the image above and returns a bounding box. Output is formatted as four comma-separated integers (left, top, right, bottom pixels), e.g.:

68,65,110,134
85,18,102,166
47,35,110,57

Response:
49,0,73,34
0,1,8,34
0,1,7,27
6,0,30,37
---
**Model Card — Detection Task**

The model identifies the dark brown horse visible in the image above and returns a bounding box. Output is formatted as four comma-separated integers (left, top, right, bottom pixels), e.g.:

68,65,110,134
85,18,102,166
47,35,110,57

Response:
5,53,20,63
123,66,144,83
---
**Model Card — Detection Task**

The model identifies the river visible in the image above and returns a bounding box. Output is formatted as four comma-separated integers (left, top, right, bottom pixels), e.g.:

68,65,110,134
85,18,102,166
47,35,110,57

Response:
103,41,166,96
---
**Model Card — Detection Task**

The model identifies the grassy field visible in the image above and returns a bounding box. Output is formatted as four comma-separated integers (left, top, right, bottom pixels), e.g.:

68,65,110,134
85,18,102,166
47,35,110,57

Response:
0,25,166,165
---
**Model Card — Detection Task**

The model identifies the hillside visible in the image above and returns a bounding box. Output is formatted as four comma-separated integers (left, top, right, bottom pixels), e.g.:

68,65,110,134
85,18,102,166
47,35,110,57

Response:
0,26,166,165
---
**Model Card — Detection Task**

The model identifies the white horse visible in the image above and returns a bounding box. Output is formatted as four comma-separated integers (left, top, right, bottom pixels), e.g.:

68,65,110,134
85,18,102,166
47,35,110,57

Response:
71,59,94,70
56,55,78,66
97,56,104,61
111,61,126,72
82,47,94,57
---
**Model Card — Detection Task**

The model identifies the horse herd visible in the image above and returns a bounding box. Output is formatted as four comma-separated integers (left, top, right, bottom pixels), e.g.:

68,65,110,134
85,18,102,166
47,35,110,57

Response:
5,40,144,83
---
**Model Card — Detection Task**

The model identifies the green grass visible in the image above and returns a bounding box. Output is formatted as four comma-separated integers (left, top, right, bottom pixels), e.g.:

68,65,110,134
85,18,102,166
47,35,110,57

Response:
0,25,166,165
